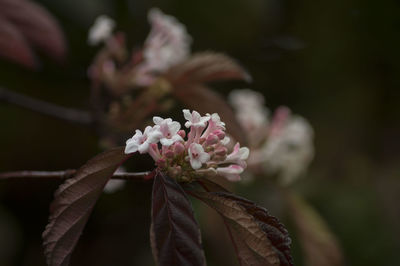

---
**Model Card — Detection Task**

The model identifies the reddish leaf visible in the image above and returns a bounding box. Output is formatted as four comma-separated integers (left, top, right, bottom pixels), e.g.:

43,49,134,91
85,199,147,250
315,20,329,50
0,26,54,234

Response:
0,17,36,68
189,189,292,266
285,190,344,266
173,84,247,145
166,52,251,85
42,147,130,266
0,0,66,63
151,171,206,266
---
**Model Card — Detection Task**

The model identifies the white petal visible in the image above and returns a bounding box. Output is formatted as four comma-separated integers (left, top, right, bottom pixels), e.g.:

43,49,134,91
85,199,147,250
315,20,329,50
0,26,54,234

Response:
160,138,174,146
153,116,163,125
124,143,139,154
199,152,210,163
183,109,192,121
169,121,181,134
190,159,202,170
138,142,150,154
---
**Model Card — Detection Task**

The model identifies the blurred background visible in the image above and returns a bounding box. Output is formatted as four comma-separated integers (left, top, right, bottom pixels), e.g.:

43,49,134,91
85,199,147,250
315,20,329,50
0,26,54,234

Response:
0,0,400,265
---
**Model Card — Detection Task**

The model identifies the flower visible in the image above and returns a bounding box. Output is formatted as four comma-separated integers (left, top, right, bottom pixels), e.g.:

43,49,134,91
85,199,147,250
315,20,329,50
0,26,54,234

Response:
224,143,250,168
125,126,162,154
88,15,116,45
134,8,192,86
183,109,210,128
228,89,269,132
153,116,183,146
124,110,250,183
216,165,244,182
188,143,210,169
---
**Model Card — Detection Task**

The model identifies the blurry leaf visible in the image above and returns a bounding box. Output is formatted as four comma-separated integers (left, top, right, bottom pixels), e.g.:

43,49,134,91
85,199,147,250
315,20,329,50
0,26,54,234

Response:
284,190,344,266
0,0,66,65
0,17,36,68
190,190,292,266
43,147,130,266
197,177,231,193
151,171,206,266
173,84,247,145
167,52,251,84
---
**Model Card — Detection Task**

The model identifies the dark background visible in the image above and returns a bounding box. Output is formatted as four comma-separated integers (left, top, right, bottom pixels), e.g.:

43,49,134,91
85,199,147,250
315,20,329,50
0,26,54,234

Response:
0,0,399,265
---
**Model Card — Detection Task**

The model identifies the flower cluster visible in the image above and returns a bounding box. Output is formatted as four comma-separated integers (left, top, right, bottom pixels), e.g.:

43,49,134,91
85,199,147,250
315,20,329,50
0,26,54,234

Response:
134,8,192,86
229,89,314,185
125,110,249,182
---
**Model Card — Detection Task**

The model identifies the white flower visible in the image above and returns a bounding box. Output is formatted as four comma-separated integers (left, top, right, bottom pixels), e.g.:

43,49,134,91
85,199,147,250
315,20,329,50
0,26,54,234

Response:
88,15,115,45
261,116,314,184
125,126,162,154
143,8,191,72
183,109,210,128
216,165,244,182
153,116,183,146
188,143,210,170
228,89,269,131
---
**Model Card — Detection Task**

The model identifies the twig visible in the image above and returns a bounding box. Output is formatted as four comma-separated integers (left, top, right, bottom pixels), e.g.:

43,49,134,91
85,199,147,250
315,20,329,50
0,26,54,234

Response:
0,86,93,125
0,170,152,180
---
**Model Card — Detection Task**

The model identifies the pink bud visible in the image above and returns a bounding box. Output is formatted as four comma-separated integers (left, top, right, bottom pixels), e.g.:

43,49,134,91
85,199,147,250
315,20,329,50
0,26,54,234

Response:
164,150,175,158
173,142,185,154
214,130,225,140
215,146,228,156
205,134,219,146
156,158,166,168
178,130,186,138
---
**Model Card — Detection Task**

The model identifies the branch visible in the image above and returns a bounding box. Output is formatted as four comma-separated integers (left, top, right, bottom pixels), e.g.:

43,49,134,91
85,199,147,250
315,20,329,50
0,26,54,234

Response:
0,170,152,181
0,86,93,125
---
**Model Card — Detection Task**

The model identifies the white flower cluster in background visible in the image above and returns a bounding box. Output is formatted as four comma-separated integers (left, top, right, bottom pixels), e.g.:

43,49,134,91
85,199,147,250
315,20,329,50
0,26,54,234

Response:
125,110,249,182
88,15,116,46
135,8,192,86
229,89,314,185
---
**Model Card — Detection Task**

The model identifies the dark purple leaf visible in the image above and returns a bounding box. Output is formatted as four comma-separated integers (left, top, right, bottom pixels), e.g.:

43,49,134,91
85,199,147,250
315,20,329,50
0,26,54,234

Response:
0,17,36,68
173,84,247,145
151,171,206,266
0,0,66,63
42,147,130,266
189,188,292,266
166,52,251,85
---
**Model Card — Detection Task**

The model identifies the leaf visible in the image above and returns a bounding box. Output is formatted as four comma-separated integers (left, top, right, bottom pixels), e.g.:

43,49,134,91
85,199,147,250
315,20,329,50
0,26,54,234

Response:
166,52,251,85
189,189,293,266
151,171,206,266
0,17,36,68
173,84,247,145
284,190,344,266
0,0,66,64
42,147,130,266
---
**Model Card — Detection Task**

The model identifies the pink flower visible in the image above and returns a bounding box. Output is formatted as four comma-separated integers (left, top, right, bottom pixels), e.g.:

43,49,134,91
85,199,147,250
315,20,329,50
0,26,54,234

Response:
153,116,183,146
216,165,244,182
188,143,210,170
125,126,162,154
224,143,250,167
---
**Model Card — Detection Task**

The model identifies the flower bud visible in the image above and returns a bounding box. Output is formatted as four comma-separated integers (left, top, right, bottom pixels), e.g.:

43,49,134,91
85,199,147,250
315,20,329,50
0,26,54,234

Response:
173,142,185,154
164,149,175,158
205,134,219,146
213,130,225,140
215,146,228,156
178,130,186,138
156,158,166,168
